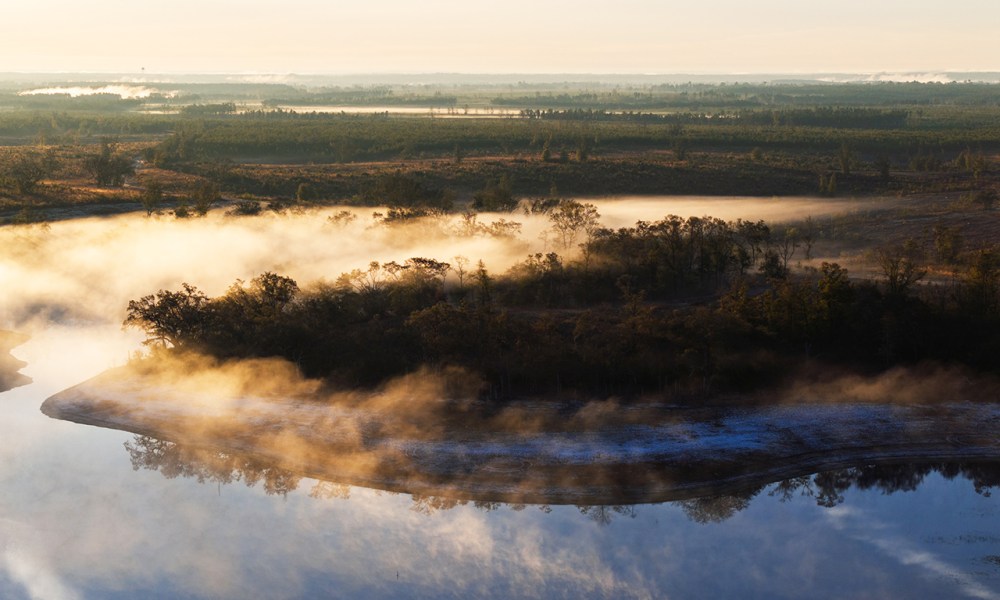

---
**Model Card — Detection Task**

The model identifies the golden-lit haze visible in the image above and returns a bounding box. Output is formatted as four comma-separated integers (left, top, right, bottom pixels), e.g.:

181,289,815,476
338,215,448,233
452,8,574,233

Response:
0,198,860,329
3,0,998,74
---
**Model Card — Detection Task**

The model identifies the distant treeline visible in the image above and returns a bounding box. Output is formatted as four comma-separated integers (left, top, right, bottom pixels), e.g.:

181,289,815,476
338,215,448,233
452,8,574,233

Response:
147,110,1000,166
190,157,823,202
493,82,1000,109
0,111,175,138
263,87,458,107
2,80,999,121
720,82,1000,107
492,91,757,110
124,212,1000,400
180,103,238,117
519,107,910,129
150,115,604,164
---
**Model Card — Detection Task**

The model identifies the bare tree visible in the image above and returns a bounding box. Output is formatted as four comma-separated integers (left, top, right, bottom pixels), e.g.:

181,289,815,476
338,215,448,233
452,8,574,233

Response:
876,244,926,297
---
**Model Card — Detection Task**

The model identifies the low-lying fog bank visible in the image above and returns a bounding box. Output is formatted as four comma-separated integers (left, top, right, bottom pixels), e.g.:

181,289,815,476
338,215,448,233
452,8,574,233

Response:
588,195,870,230
0,196,875,329
14,195,967,504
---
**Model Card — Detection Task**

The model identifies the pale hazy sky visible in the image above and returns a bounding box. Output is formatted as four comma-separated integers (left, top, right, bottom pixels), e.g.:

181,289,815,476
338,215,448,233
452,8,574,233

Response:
3,0,998,74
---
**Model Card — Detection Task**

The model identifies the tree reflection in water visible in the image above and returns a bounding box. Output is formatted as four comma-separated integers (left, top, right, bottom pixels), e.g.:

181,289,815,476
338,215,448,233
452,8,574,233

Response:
124,435,302,497
770,463,1000,508
578,504,637,526
679,489,762,524
124,434,1000,525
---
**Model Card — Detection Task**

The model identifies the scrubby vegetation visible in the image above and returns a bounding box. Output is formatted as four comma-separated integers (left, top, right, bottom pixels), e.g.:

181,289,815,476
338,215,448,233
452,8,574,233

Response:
123,209,1000,401
1,79,999,223
3,77,999,401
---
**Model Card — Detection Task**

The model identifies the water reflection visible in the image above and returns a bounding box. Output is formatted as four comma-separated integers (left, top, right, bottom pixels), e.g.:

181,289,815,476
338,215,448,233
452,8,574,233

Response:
0,330,30,393
683,462,1000,525
4,200,999,598
775,463,1000,506
5,373,1000,600
47,358,1000,510
123,434,1000,526
124,435,302,497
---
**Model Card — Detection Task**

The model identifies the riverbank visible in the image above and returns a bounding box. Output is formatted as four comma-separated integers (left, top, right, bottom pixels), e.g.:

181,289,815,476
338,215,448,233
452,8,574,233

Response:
0,330,29,393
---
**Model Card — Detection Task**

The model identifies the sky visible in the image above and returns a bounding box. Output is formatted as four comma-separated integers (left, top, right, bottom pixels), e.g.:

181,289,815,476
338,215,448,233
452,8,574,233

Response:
2,0,999,75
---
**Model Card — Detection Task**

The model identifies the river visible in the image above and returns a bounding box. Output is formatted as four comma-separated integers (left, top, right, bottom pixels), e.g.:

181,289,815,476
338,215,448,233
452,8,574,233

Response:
4,356,1000,598
3,202,999,598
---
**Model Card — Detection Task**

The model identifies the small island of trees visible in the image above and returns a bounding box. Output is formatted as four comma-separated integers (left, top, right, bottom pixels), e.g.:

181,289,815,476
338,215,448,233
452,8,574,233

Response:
123,209,1000,402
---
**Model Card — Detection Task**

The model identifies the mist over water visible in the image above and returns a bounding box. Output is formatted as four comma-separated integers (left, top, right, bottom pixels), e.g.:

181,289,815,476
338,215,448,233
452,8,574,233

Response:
17,85,176,99
1,208,526,329
0,196,863,331
4,196,1000,599
590,196,865,230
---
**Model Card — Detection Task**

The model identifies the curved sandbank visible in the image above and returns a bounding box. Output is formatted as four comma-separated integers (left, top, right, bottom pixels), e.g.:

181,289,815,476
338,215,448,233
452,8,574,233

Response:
41,363,1000,505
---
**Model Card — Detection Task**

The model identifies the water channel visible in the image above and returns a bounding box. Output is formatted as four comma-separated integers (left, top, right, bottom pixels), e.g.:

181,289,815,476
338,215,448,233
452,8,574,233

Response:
3,202,999,598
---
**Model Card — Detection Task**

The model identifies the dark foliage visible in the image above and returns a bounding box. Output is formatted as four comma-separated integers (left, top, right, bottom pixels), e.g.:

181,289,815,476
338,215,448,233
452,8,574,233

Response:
357,172,454,210
84,139,135,187
124,214,1000,400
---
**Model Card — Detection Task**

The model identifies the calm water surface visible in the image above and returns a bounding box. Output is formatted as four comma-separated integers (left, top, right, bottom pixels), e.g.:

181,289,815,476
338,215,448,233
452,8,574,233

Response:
1,206,998,599
2,331,1000,600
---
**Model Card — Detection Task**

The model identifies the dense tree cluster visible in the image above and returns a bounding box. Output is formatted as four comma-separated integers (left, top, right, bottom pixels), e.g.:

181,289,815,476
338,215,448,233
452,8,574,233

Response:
84,139,135,186
124,214,1000,400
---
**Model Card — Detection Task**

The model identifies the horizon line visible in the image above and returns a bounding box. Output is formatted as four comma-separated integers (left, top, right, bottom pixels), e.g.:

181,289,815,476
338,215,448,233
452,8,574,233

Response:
3,69,1000,77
